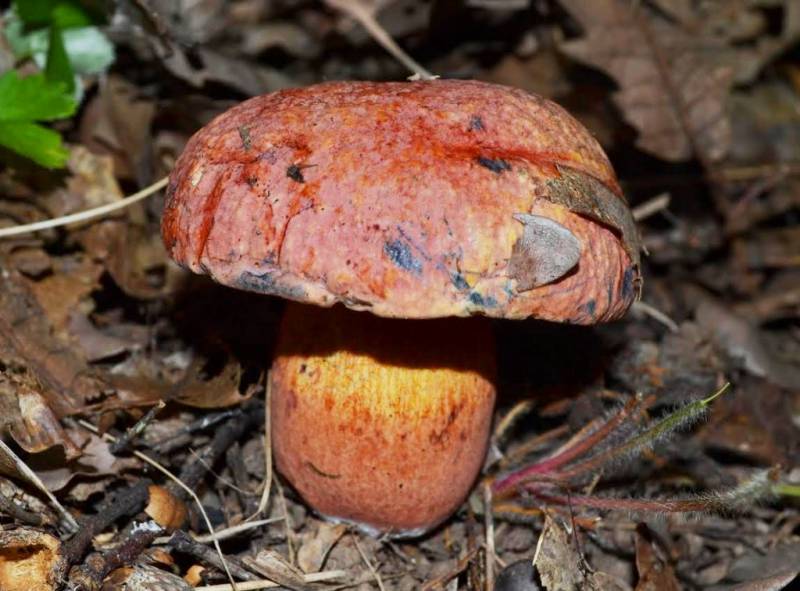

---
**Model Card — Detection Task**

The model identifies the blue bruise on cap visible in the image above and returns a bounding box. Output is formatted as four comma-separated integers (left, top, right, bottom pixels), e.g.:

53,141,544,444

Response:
621,266,637,301
384,239,422,274
236,271,306,300
581,298,597,320
469,292,497,308
451,273,470,291
476,156,511,174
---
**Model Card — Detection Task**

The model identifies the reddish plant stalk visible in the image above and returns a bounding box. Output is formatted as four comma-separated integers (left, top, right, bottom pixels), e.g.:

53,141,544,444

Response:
493,397,641,495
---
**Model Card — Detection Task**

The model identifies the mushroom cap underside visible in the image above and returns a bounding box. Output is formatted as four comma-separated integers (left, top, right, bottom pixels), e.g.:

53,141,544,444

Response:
163,79,640,322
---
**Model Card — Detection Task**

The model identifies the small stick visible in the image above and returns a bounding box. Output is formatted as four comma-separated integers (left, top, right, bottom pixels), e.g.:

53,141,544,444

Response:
250,372,273,520
631,301,679,333
69,520,165,590
325,0,435,80
483,483,496,591
195,570,348,591
632,192,671,222
353,534,387,591
153,518,283,545
111,400,166,454
169,530,258,581
0,440,77,531
0,176,168,238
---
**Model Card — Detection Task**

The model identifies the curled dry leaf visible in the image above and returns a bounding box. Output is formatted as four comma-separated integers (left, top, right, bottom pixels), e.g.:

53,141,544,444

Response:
0,528,67,591
145,485,188,531
559,0,733,162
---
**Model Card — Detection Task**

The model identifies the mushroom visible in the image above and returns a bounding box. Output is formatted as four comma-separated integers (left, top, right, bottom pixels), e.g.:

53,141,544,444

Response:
162,80,641,536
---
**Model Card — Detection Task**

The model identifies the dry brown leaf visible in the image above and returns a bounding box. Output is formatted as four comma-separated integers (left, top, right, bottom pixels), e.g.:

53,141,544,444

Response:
145,485,188,531
693,290,800,390
0,368,77,455
43,146,125,221
79,75,156,184
297,522,347,574
26,256,103,336
634,525,680,591
174,357,258,409
558,0,733,162
0,269,102,416
535,515,586,591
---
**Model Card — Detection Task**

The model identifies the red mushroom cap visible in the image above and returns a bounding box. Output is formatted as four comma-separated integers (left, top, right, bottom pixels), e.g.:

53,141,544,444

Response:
162,80,640,323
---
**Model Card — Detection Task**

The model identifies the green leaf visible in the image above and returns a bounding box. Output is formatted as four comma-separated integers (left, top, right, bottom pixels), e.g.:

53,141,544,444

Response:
13,0,94,29
13,0,57,27
51,1,93,28
46,26,75,93
0,121,70,168
0,70,76,122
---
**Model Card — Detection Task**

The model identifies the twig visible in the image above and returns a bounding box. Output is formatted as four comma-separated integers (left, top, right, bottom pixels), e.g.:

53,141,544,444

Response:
353,534,386,591
325,0,435,80
195,571,348,591
63,480,152,566
531,518,548,569
483,484,496,591
0,490,46,527
0,176,168,238
631,301,679,333
632,193,671,222
110,400,166,454
169,530,258,582
0,439,78,532
251,372,273,520
274,478,296,563
78,415,254,591
154,518,283,545
69,520,165,591
421,544,483,591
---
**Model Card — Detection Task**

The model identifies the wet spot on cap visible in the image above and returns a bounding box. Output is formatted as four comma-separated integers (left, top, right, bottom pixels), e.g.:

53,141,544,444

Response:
286,164,305,183
451,273,469,291
384,239,422,274
469,115,485,131
477,156,511,174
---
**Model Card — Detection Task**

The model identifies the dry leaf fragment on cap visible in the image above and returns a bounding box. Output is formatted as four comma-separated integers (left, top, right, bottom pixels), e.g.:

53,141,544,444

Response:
508,214,581,291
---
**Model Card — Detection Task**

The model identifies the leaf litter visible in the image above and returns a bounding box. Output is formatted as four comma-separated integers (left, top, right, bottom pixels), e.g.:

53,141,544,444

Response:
0,1,799,590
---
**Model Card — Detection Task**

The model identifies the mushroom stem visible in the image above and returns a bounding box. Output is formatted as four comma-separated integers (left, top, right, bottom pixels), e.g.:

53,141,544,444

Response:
270,303,497,536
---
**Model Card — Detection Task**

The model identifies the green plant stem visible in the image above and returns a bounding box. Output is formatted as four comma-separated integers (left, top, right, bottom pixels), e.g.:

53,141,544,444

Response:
552,383,730,482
